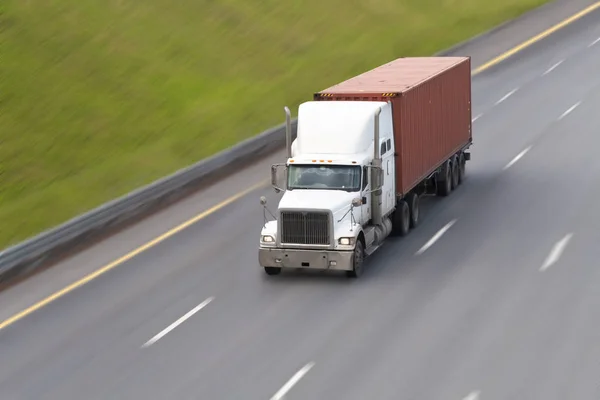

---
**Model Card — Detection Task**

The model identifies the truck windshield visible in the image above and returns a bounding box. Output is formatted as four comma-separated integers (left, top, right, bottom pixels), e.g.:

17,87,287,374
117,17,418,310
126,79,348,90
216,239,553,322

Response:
287,164,361,192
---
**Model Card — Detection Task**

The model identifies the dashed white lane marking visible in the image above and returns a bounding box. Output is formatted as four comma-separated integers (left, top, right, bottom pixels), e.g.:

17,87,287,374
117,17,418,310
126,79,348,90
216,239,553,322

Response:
559,101,581,120
503,146,531,171
463,391,480,400
142,297,214,348
540,233,573,271
270,362,315,400
495,88,518,105
415,219,457,256
588,37,600,47
543,59,563,75
472,114,482,122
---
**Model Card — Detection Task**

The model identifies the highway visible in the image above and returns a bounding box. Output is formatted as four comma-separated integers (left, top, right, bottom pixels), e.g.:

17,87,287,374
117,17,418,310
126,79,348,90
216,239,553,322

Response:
2,5,600,400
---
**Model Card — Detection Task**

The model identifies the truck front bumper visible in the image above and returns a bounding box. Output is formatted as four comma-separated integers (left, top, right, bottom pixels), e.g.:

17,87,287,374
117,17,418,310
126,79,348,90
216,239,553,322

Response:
259,247,354,271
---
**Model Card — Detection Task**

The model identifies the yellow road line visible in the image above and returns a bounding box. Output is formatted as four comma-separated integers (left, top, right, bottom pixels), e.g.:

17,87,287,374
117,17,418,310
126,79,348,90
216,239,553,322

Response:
2,1,600,332
0,180,268,331
473,1,600,74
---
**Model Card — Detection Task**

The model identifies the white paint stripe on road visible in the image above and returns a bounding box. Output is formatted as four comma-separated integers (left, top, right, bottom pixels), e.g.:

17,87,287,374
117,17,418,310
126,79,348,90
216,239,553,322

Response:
463,391,480,400
540,233,573,271
142,296,214,347
543,59,563,75
503,146,531,170
270,362,315,400
559,101,580,120
415,219,457,256
588,37,600,47
472,114,482,122
495,88,518,105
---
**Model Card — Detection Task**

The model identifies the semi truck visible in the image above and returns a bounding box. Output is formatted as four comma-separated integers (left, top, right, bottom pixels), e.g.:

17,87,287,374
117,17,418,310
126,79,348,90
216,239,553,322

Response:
258,56,473,278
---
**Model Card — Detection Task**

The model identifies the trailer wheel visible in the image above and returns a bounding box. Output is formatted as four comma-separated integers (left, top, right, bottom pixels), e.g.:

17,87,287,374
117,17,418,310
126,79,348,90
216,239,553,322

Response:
264,267,281,275
406,192,419,228
346,239,365,278
451,156,460,189
458,152,466,184
436,160,452,197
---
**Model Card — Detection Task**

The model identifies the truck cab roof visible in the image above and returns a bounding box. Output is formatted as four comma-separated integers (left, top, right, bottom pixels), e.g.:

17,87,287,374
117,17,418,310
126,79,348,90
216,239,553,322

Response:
294,100,393,158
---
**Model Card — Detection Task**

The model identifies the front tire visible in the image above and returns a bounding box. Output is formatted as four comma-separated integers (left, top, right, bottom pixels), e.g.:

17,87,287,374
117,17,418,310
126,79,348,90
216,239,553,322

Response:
264,267,281,275
346,239,365,278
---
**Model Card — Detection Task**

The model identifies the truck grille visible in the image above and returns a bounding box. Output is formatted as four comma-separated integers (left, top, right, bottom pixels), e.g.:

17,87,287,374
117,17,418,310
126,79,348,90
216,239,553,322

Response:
280,211,330,245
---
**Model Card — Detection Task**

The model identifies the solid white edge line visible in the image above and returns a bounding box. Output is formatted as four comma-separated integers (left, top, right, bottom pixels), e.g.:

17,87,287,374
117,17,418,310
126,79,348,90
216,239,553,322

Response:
142,296,214,348
503,146,531,170
543,59,563,75
463,391,480,400
270,362,315,400
540,233,573,271
472,114,482,122
495,88,518,105
559,101,581,120
589,37,600,47
415,219,457,256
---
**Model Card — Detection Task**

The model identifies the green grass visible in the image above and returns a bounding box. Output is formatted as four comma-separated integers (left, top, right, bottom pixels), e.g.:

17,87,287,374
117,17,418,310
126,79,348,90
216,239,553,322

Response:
1,0,549,249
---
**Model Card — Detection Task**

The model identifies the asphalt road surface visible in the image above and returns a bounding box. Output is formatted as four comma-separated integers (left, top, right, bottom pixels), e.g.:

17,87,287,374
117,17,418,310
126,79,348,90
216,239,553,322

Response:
2,6,600,400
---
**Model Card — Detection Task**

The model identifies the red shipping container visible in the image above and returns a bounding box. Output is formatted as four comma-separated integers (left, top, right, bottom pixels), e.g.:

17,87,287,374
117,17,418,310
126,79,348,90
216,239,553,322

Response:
314,57,472,196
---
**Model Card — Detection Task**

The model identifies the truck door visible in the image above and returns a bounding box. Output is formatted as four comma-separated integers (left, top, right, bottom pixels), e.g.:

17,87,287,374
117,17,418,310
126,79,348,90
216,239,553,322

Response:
385,156,394,212
380,139,394,215
360,166,370,225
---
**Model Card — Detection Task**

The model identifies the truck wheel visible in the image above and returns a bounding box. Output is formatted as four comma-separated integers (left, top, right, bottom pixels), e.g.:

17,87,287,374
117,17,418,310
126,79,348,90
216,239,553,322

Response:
264,267,281,275
458,152,466,184
393,200,410,236
436,161,452,197
406,192,419,228
346,240,365,278
451,156,460,189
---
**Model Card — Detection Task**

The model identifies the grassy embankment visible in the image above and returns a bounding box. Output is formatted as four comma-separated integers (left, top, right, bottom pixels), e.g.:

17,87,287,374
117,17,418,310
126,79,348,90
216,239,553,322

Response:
0,0,549,249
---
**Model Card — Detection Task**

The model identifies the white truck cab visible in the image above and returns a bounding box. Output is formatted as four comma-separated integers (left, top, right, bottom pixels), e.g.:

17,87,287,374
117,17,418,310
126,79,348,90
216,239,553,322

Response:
259,100,395,278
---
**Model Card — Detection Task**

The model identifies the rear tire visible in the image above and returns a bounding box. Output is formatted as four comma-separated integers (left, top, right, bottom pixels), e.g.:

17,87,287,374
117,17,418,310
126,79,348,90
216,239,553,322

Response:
451,156,459,189
406,192,420,229
436,160,452,197
392,200,410,237
458,152,466,184
346,239,365,278
264,267,281,275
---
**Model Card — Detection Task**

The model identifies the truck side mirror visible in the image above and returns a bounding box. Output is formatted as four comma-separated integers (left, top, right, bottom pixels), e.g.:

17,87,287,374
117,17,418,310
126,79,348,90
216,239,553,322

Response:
271,163,287,193
351,197,362,207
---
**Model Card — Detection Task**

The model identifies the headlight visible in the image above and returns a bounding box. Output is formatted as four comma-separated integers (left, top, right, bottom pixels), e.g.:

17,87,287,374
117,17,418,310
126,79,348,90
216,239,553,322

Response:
338,237,355,245
261,235,275,243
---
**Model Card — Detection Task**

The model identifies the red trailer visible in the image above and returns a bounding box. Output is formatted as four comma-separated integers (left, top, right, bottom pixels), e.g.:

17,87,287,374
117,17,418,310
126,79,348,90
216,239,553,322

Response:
314,56,472,198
